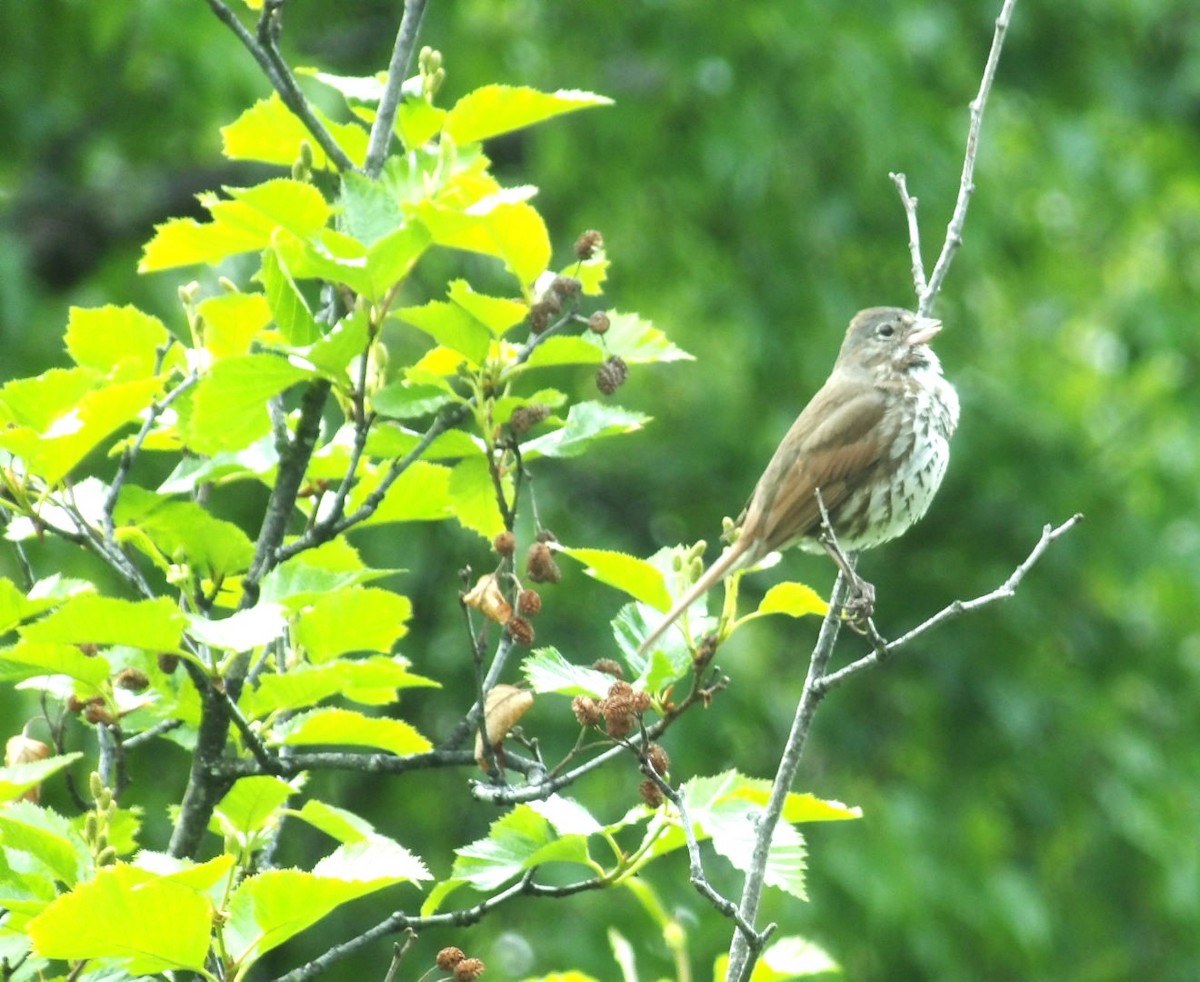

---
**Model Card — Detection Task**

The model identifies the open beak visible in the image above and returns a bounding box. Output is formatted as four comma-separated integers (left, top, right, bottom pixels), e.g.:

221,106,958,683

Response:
908,316,942,346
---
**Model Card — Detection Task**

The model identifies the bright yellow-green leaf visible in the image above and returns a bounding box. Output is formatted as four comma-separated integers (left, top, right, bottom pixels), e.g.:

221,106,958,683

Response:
587,310,694,364
444,85,613,145
482,199,551,288
0,641,110,689
521,402,650,460
272,707,432,755
188,354,315,455
21,595,186,652
448,279,527,335
212,776,295,839
65,305,171,379
291,799,375,843
395,300,491,364
139,179,331,273
755,582,830,620
293,587,413,662
244,655,437,718
224,868,398,966
313,835,430,884
397,95,447,149
221,92,368,168
736,787,863,824
0,366,98,430
447,455,507,540
556,547,672,611
0,376,162,486
0,753,84,805
0,578,61,635
198,292,273,358
713,935,842,981
26,863,216,973
258,248,319,346
347,461,454,526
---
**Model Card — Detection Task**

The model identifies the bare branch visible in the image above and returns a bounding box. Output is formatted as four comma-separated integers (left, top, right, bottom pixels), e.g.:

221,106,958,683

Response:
365,0,431,178
817,514,1083,693
888,171,929,299
202,0,357,173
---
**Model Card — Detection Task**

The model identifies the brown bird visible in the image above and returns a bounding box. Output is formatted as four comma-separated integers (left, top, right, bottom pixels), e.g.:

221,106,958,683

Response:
638,307,959,655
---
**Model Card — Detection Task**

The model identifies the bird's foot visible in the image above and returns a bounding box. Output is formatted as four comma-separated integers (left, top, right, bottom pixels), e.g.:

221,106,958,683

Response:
840,577,876,633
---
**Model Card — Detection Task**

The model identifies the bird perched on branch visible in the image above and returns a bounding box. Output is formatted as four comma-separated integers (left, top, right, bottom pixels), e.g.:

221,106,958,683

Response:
638,306,959,656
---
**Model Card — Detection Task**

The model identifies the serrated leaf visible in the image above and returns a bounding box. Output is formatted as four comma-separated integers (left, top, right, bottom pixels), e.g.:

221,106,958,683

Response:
292,587,412,662
520,335,606,370
448,279,527,335
715,935,842,980
65,305,171,379
21,595,186,652
0,578,61,635
257,542,398,608
520,647,624,699
395,300,491,364
259,248,319,345
371,381,455,420
451,804,594,892
212,776,295,839
555,547,672,611
272,707,432,755
313,835,429,884
0,375,162,486
26,862,217,973
0,641,110,689
244,656,438,719
340,171,405,247
448,455,508,540
114,485,255,579
586,310,694,365
224,868,397,965
522,402,650,460
188,354,315,455
198,292,274,359
444,85,613,145
479,199,551,287
290,799,376,843
305,308,372,376
527,795,604,837
346,460,454,526
221,92,368,169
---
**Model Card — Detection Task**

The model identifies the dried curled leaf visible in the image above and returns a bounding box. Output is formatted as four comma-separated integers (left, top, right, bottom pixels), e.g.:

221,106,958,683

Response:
475,684,534,770
463,573,513,625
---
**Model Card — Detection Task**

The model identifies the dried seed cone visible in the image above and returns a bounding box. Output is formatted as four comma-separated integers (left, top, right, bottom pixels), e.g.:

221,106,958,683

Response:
572,695,602,728
639,778,665,808
596,355,629,395
526,543,561,584
517,589,542,617
437,947,466,970
575,229,604,259
587,311,610,335
493,531,516,558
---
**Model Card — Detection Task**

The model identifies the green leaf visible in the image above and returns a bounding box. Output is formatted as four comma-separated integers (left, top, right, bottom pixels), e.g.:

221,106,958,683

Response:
520,335,606,370
751,582,830,620
0,578,61,635
527,795,605,837
520,647,624,699
198,292,273,359
346,461,454,526
555,547,672,611
212,776,295,840
26,862,217,973
244,656,438,719
447,455,507,540
64,305,172,379
394,300,491,364
290,799,376,843
371,381,456,420
0,641,110,689
0,754,84,807
0,798,89,887
479,198,551,287
272,707,432,755
397,95,447,149
21,595,186,652
221,93,368,168
140,179,332,272
258,541,398,608
340,171,405,247
305,309,372,376
588,310,694,364
292,587,413,662
188,354,315,455
259,248,320,346
522,402,650,460
444,85,613,145
451,804,594,891
715,935,842,981
447,279,527,335
224,868,397,966
0,375,162,486
114,485,256,579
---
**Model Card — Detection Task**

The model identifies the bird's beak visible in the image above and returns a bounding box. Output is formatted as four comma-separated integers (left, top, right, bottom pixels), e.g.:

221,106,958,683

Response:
908,316,942,346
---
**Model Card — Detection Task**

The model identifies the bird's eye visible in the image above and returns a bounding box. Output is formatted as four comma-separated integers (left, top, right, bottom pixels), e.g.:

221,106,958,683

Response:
878,322,896,338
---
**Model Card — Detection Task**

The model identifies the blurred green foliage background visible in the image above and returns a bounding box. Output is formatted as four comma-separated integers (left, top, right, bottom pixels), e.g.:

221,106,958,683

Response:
3,1,1199,979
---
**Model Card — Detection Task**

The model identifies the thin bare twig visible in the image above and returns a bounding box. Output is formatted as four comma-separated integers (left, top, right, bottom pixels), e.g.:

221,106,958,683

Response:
893,0,1018,316
365,0,431,178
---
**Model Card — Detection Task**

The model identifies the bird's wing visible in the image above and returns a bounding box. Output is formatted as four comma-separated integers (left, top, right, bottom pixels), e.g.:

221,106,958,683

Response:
739,381,889,555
